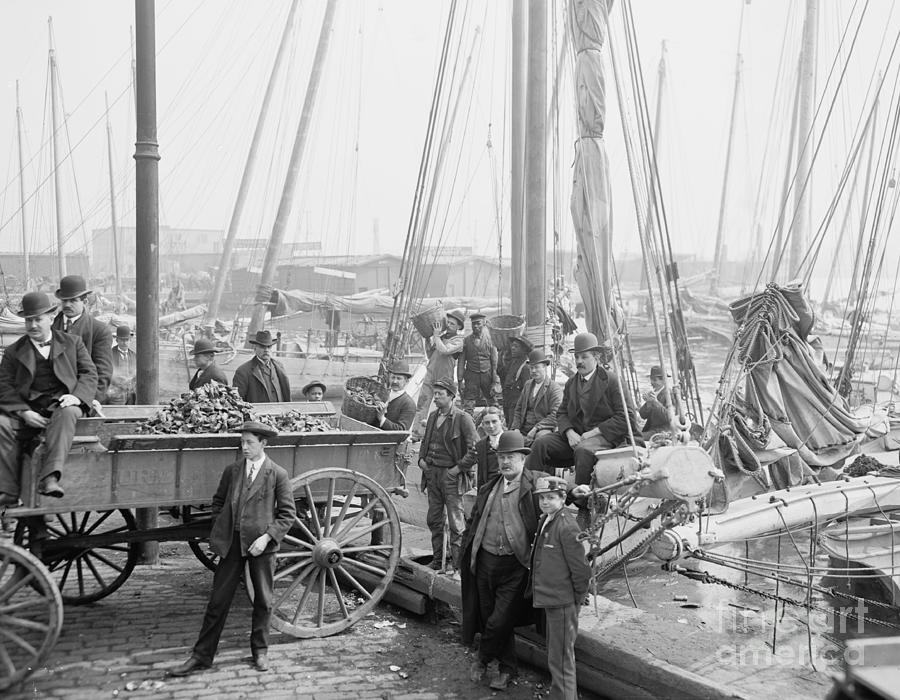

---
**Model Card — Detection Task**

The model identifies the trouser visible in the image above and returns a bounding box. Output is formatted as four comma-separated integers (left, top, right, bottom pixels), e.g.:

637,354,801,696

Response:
525,432,613,485
544,604,579,700
475,550,529,674
192,532,276,665
424,465,466,569
461,370,496,415
0,405,80,496
501,390,521,426
412,377,435,437
519,427,553,447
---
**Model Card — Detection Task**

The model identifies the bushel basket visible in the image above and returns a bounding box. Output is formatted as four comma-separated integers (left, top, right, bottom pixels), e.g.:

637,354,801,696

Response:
342,376,389,424
412,302,445,339
487,314,526,352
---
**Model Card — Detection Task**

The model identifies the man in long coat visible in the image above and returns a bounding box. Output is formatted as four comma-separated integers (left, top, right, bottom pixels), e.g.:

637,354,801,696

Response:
372,360,417,431
108,325,137,405
189,338,229,391
511,348,564,445
0,291,98,504
168,421,296,676
233,330,290,403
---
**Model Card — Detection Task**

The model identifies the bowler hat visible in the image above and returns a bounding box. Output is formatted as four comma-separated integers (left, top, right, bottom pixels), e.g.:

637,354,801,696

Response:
239,420,278,439
248,330,278,347
495,430,531,455
386,359,413,377
116,325,133,340
446,310,465,327
650,365,664,379
526,348,551,365
191,338,219,355
55,275,91,300
432,378,457,396
533,475,568,495
302,380,327,396
469,312,486,321
570,332,602,354
17,291,57,318
509,335,534,352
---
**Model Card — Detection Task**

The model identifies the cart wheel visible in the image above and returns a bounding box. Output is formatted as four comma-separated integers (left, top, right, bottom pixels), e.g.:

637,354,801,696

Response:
182,505,218,572
246,468,401,638
0,540,63,692
15,509,139,605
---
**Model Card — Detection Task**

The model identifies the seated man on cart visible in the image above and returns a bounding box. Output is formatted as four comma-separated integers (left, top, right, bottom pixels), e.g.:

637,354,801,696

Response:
0,291,98,506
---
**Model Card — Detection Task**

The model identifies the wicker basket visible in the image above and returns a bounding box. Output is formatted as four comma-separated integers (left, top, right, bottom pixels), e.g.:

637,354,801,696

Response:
487,314,526,352
412,302,445,339
342,376,389,424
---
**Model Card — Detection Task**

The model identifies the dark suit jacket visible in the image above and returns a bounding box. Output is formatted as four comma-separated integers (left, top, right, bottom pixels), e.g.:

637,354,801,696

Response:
557,367,640,445
109,347,137,405
208,456,296,558
52,312,112,402
0,330,98,413
232,357,291,403
419,405,478,468
457,435,500,487
460,467,549,645
530,508,591,608
511,378,564,433
640,386,673,437
189,362,229,391
373,392,416,431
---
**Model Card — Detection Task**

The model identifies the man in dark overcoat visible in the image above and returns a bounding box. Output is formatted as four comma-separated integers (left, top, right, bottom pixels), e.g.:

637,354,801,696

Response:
526,332,641,485
0,291,98,504
108,325,137,405
498,335,533,426
372,360,417,431
52,274,112,406
511,348,564,445
189,338,229,391
460,430,551,691
168,421,296,676
232,330,291,403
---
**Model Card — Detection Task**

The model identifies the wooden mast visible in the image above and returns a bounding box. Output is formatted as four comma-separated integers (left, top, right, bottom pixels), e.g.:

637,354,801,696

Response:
48,19,67,278
207,0,301,323
15,81,29,286
247,0,338,339
104,92,122,303
510,0,527,315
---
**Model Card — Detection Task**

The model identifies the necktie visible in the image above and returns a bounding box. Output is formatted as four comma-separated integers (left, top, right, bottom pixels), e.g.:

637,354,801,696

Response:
40,340,52,347
64,318,71,332
247,463,257,485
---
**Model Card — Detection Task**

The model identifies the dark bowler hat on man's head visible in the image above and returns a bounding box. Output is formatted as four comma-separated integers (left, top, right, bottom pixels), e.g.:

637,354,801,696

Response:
116,325,133,340
248,330,278,347
17,291,57,318
55,275,91,300
526,348,551,365
432,378,458,396
239,420,278,439
570,332,602,354
650,365,664,379
190,338,219,356
446,309,465,327
302,380,327,396
386,359,413,377
495,430,531,455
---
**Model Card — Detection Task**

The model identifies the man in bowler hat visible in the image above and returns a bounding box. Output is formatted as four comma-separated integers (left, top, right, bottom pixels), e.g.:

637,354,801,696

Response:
639,365,674,442
373,360,417,431
168,421,296,676
511,348,564,446
108,325,137,405
0,291,98,505
189,338,229,391
233,330,291,403
52,275,112,406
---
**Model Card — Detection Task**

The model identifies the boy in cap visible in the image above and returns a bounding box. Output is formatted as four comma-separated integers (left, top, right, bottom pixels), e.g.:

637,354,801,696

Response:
301,380,327,401
530,476,591,700
168,421,296,676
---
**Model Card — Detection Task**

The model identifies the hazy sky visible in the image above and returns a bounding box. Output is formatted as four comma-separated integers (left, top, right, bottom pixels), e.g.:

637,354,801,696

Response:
0,1,898,294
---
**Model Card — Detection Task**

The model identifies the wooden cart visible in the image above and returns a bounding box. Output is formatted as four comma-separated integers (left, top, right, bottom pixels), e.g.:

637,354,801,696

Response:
0,402,410,691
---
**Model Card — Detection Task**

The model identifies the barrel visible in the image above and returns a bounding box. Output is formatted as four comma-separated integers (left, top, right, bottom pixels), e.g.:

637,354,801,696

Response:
486,315,526,352
341,376,389,424
411,303,445,339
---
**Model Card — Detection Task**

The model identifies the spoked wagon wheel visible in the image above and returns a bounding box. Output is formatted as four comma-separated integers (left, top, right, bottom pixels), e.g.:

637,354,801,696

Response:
247,468,401,638
182,505,218,572
15,509,139,605
0,541,63,692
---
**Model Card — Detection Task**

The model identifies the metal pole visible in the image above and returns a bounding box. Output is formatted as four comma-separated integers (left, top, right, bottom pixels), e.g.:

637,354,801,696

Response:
710,52,742,295
523,0,546,328
105,92,122,302
48,20,67,278
16,81,30,286
134,0,160,565
248,0,338,338
208,0,301,323
510,0,527,316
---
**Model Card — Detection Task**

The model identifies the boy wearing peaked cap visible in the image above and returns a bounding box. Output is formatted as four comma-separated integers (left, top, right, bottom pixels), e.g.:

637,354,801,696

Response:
530,476,591,700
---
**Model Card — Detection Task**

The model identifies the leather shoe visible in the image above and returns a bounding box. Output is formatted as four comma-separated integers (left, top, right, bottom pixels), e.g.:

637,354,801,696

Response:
166,656,210,677
489,671,512,690
469,659,487,683
253,653,269,672
38,475,64,498
0,492,20,507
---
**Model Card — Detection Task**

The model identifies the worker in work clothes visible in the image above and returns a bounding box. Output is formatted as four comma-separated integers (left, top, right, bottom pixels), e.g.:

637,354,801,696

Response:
511,348,564,446
639,365,674,442
498,335,533,426
412,310,465,438
457,312,500,416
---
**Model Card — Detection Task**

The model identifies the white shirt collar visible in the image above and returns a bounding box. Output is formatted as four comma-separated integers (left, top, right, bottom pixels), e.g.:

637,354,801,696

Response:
246,455,265,477
488,433,501,449
66,313,82,325
388,389,405,402
580,368,596,383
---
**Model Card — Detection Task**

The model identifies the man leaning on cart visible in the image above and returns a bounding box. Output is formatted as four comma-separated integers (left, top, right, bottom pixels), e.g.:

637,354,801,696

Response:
0,291,98,507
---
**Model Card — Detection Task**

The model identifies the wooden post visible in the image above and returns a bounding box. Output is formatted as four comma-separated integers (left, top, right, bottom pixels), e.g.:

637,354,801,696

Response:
510,0,527,316
134,0,160,565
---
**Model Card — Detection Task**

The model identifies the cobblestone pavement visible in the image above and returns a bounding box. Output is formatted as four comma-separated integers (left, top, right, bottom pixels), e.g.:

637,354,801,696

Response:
6,543,564,700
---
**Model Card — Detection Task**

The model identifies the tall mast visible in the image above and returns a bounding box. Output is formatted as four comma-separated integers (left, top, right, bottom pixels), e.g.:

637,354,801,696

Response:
105,92,122,302
639,41,667,291
848,95,879,309
48,18,67,278
248,0,338,338
510,0,527,315
710,51,742,295
523,0,547,327
207,0,301,323
790,0,818,276
16,81,30,286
